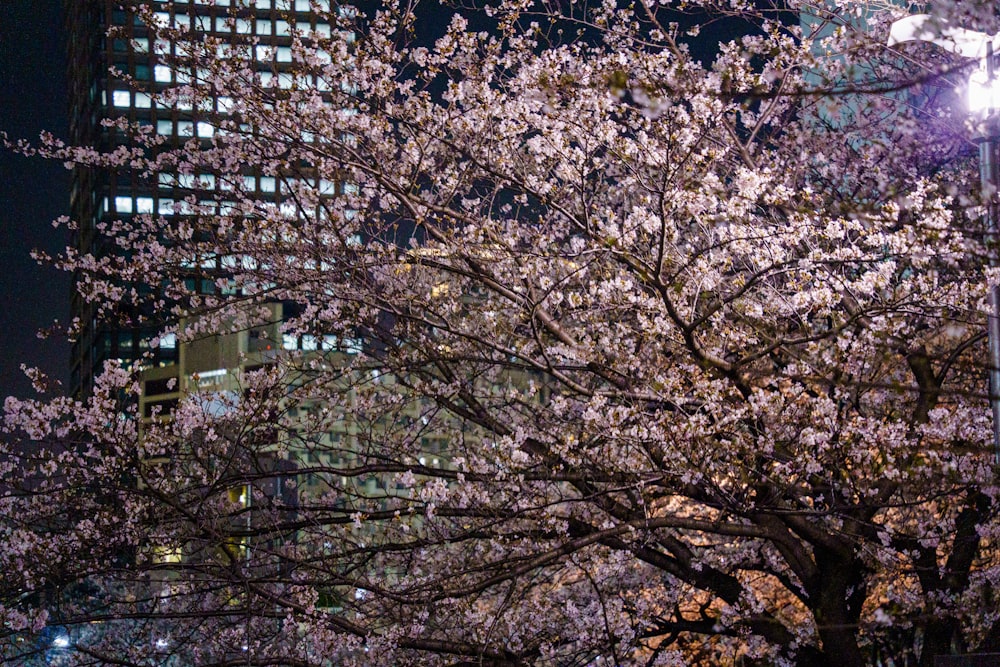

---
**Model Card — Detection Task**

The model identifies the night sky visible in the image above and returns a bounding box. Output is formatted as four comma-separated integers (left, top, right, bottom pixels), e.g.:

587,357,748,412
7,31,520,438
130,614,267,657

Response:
0,2,70,399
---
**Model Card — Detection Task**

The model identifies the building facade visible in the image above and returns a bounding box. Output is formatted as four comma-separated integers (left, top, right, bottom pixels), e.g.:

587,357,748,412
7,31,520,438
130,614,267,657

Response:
65,0,344,398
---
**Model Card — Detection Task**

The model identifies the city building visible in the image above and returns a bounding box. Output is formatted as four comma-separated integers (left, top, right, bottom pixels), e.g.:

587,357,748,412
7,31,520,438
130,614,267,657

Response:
64,0,344,399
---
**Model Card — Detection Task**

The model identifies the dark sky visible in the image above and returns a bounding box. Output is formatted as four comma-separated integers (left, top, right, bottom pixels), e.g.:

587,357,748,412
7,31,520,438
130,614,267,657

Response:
0,2,70,399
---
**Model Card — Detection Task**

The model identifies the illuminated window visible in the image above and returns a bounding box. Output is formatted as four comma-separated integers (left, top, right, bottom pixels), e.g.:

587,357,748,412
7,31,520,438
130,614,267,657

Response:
275,20,291,36
260,176,276,192
154,65,172,82
277,46,292,62
115,196,133,213
156,120,172,135
158,199,175,214
112,90,131,107
135,92,152,108
196,122,214,137
136,197,154,214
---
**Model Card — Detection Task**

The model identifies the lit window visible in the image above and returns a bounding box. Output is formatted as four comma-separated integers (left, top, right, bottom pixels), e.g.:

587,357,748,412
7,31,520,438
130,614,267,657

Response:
112,90,131,107
256,0,272,7
154,65,172,83
302,335,318,351
136,197,154,214
283,334,298,350
196,122,214,137
314,23,331,38
275,20,291,36
243,175,256,191
277,46,292,62
217,97,234,113
256,19,272,36
156,120,172,135
260,176,276,192
115,196,133,213
160,333,177,349
275,0,291,9
134,38,149,53
178,120,194,136
235,19,251,34
135,92,152,108
196,174,216,189
158,199,175,214
259,72,273,87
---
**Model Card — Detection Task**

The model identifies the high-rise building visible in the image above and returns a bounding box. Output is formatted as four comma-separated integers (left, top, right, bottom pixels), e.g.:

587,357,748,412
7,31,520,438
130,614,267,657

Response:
64,0,342,398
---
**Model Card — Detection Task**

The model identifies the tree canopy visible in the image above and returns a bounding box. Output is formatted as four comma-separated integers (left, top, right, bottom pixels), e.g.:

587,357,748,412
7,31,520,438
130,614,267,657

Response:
4,0,1000,665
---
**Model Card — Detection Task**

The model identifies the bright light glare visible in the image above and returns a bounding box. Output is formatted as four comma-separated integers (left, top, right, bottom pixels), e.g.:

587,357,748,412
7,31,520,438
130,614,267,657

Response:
155,638,169,650
969,67,1000,113
52,635,70,648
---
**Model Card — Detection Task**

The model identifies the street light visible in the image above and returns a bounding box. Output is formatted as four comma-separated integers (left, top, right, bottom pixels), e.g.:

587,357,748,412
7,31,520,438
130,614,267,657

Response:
888,15,1000,465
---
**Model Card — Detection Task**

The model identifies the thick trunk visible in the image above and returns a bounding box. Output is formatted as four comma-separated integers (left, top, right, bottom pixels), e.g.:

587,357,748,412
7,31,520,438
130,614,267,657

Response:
813,551,867,667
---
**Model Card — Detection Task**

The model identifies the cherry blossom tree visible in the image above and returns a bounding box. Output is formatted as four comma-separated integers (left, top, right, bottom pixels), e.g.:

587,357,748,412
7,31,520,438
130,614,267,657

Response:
4,0,1000,665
